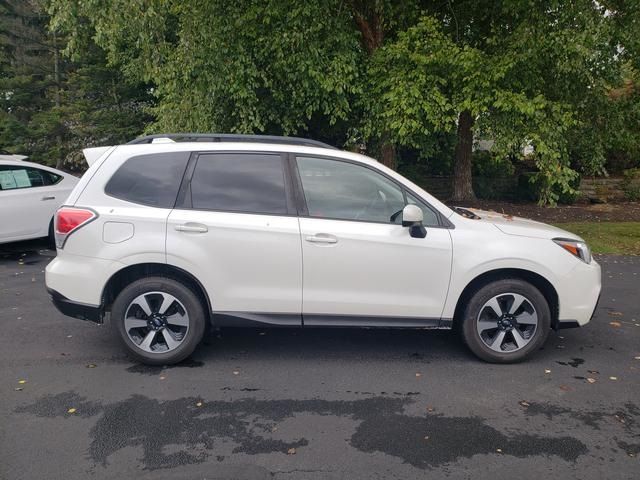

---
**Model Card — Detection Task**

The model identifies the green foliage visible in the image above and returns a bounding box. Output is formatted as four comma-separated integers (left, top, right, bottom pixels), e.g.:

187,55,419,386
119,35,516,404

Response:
50,0,362,138
0,0,636,205
0,1,151,169
362,2,631,205
622,168,640,201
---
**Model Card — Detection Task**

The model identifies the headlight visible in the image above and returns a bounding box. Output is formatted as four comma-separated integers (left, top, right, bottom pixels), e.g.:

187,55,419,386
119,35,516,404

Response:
553,238,592,264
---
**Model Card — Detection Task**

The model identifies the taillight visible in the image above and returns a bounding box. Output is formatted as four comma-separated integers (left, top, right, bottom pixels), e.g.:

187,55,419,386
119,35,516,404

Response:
54,207,97,249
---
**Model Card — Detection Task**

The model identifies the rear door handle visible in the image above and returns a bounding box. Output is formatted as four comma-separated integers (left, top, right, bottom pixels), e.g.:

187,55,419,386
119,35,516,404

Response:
175,223,208,233
41,196,56,201
305,234,338,244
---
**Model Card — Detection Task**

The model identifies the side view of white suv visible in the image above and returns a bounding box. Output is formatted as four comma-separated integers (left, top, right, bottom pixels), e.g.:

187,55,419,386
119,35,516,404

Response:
45,134,601,365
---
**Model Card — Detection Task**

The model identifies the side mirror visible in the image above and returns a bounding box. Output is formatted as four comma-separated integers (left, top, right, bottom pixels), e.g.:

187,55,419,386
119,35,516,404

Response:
402,204,427,238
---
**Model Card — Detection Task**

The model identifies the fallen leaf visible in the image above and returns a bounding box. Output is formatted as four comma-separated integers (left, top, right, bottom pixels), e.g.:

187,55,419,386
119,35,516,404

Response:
259,332,266,336
426,406,434,412
415,373,422,377
634,356,640,360
556,345,565,349
287,448,296,455
559,385,571,391
609,321,622,328
588,370,599,374
196,402,203,407
496,448,503,453
609,376,618,381
66,335,73,338
519,400,530,407
159,376,166,380
272,427,278,432
233,371,239,375
86,364,97,368
544,369,551,374
587,378,596,384
18,379,26,384
424,436,430,440
67,408,76,414
14,387,23,391
608,311,623,316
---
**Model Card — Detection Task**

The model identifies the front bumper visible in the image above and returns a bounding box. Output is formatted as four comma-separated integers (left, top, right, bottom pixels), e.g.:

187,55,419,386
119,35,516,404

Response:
47,287,103,323
556,258,602,327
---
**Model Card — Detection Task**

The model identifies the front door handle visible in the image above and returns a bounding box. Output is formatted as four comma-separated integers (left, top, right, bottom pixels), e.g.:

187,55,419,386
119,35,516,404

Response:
305,233,338,244
41,196,56,201
175,223,208,233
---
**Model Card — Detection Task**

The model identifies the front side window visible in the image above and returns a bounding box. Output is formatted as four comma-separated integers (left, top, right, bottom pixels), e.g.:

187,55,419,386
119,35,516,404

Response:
105,153,190,207
0,165,61,191
296,156,407,223
189,153,288,215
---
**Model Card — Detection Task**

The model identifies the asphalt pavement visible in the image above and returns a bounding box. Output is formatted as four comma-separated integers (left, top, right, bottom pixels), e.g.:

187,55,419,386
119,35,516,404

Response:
0,239,638,480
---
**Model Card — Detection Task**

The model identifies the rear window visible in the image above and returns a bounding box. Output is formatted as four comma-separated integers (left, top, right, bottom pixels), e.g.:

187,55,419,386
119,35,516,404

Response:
189,153,288,214
105,153,190,208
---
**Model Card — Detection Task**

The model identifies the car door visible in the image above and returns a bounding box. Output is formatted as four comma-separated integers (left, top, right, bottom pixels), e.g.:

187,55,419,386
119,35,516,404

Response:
0,164,62,241
294,155,453,326
166,152,303,325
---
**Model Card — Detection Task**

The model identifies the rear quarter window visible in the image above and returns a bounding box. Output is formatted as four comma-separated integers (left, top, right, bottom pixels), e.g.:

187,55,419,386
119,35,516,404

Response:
105,153,190,208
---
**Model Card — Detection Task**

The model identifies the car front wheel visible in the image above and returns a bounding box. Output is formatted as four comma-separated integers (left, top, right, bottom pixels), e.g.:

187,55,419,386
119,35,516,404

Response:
111,277,206,365
461,279,551,363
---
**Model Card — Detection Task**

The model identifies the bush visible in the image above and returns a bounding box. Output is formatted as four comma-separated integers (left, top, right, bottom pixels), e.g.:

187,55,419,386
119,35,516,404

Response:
622,168,640,201
517,172,581,204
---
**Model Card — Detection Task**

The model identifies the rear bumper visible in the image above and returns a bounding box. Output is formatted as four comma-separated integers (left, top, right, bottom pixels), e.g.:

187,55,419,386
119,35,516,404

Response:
47,287,103,323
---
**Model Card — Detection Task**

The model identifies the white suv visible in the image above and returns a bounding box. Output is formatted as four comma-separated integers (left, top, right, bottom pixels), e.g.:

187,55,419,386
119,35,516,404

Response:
45,134,601,365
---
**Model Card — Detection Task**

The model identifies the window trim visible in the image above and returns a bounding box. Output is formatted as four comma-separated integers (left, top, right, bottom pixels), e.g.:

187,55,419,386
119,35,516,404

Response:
290,154,453,228
174,151,297,216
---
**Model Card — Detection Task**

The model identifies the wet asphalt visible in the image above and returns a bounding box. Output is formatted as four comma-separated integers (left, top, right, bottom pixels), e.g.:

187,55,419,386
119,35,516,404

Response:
0,239,638,480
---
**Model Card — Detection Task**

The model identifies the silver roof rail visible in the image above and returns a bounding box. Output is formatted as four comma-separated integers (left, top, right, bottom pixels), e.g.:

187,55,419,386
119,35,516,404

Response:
127,133,337,149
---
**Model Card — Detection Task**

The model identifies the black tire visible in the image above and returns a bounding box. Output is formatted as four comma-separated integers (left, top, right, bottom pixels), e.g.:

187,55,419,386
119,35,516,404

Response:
111,276,206,365
47,219,56,250
461,278,551,363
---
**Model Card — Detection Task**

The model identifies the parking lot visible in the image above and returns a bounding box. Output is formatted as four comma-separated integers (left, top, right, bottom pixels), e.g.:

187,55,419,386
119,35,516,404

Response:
0,239,638,480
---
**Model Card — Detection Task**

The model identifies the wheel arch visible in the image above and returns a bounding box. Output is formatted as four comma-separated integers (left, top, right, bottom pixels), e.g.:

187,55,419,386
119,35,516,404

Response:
101,263,213,325
452,268,560,331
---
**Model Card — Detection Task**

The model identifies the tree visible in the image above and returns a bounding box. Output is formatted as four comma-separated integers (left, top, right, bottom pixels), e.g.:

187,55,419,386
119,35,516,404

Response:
45,0,640,203
364,2,633,203
0,0,152,169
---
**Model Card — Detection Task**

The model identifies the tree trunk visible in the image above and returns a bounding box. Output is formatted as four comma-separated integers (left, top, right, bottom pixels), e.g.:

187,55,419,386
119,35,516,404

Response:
350,2,397,170
53,31,64,170
451,110,476,202
379,141,396,170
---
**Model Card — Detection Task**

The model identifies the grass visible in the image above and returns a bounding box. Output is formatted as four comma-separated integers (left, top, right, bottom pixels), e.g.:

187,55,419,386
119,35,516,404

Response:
553,222,640,255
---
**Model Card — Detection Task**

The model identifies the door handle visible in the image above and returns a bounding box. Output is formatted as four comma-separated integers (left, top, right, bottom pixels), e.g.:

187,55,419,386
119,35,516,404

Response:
305,234,338,244
41,196,56,201
175,223,208,233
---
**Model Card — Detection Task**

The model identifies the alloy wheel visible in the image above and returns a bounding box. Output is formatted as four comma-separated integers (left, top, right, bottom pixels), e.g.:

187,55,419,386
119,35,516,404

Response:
124,291,190,353
476,293,538,353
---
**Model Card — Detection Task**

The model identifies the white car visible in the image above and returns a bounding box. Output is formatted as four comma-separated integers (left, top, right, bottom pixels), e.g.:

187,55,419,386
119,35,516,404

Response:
45,134,601,365
0,159,79,245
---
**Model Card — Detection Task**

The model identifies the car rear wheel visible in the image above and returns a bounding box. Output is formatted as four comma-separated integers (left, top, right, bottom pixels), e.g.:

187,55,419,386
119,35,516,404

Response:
111,277,206,365
461,279,551,363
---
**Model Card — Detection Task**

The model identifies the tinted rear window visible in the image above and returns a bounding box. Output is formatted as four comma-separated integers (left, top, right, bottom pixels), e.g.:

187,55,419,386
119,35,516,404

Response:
105,153,189,207
190,153,287,214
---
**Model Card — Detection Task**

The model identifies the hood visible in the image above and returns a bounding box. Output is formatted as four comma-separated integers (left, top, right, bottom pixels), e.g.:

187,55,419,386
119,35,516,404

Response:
459,208,583,241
